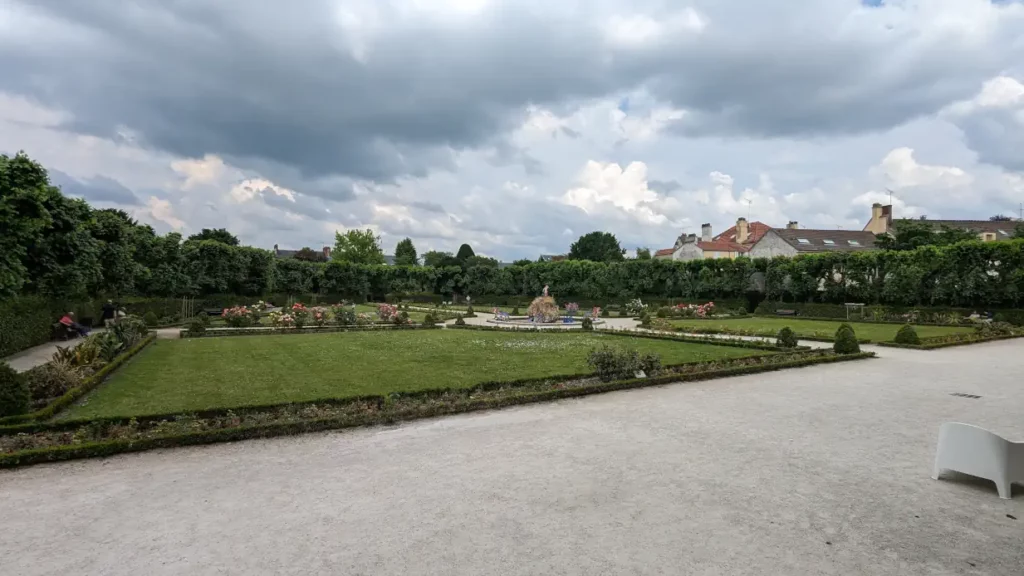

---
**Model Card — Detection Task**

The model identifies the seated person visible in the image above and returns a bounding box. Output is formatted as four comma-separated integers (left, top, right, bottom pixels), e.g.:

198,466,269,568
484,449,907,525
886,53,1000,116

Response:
59,312,90,338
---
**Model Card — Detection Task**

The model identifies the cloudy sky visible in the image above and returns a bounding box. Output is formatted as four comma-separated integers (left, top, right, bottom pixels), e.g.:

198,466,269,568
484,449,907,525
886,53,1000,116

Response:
2,0,1023,259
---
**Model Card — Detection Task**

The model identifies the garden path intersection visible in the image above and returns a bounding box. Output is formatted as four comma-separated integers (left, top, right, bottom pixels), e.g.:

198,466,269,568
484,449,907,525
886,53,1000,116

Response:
1,331,1022,574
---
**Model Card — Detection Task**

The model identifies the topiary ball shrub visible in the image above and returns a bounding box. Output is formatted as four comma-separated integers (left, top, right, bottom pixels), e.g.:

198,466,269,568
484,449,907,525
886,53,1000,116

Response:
0,362,30,418
464,305,476,318
776,327,798,348
187,317,207,336
639,311,652,328
511,306,520,316
422,312,437,326
454,315,466,326
601,307,610,318
143,311,159,327
656,306,669,319
833,323,860,354
581,317,594,331
894,324,921,345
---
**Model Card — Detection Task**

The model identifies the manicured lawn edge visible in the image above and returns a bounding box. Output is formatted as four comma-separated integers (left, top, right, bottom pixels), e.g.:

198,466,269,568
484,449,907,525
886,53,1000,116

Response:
446,324,796,351
875,333,1024,350
180,324,443,338
666,325,874,344
0,334,157,426
751,314,974,328
0,351,874,468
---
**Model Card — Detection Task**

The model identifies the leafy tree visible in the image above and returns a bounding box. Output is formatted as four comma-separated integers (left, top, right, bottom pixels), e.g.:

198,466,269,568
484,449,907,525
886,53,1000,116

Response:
187,228,239,245
463,255,499,268
90,209,143,295
423,250,460,268
635,247,652,260
1015,223,1024,239
456,243,476,263
990,215,1014,221
568,232,625,262
512,259,534,267
394,237,418,266
0,152,52,296
293,247,327,262
875,221,978,251
24,191,102,298
332,229,385,265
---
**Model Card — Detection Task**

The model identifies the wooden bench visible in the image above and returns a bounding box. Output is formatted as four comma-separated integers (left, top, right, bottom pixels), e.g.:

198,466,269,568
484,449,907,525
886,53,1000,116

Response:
203,308,224,317
52,322,78,341
776,309,797,316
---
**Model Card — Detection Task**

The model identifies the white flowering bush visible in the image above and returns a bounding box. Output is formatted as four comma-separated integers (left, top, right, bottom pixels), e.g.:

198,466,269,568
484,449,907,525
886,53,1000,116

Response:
625,299,648,316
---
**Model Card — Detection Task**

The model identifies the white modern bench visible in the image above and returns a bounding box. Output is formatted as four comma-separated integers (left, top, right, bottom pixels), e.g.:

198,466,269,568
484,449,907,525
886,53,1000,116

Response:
932,423,1024,499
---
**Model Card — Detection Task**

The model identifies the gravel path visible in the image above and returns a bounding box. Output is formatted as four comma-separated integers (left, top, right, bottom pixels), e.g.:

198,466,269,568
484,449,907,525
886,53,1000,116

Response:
2,337,1023,575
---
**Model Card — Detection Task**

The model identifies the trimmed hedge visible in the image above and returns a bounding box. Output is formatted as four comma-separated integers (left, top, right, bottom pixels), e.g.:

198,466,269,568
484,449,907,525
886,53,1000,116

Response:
180,324,444,338
0,350,874,467
667,324,872,344
0,334,157,426
876,332,1024,350
755,302,1024,326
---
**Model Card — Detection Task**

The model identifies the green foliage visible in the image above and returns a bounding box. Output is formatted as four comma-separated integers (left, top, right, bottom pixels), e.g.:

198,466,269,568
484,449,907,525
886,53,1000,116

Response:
512,259,533,267
833,324,860,354
656,306,669,318
332,228,385,265
456,243,476,263
586,345,662,381
464,305,476,318
894,324,921,345
581,317,594,331
394,238,418,266
422,250,460,268
187,317,207,336
292,247,327,262
775,327,798,348
143,311,159,327
463,255,499,268
511,306,520,315
875,221,980,251
568,231,626,262
422,312,437,326
454,315,466,326
635,247,652,260
24,359,82,403
0,363,30,417
187,228,238,246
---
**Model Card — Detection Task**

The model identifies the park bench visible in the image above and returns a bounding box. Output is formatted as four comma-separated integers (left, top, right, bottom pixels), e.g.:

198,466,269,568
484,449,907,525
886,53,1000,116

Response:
775,309,797,316
52,322,78,341
203,308,225,317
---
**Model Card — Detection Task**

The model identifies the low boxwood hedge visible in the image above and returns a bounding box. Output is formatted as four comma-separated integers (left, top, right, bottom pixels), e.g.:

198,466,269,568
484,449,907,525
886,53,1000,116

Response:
876,332,1024,350
667,325,873,344
0,349,873,468
0,334,157,427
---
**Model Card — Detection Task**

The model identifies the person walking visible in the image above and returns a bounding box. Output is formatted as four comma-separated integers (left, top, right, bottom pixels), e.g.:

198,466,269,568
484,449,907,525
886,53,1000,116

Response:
101,299,117,327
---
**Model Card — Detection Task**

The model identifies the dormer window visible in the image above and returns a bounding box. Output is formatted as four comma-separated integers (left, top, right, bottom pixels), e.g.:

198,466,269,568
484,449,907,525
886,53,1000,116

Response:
797,238,810,244
823,239,835,245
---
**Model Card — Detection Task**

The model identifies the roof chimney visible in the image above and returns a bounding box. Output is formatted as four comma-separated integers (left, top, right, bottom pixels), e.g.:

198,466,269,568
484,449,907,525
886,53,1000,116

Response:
736,217,749,244
701,223,712,242
786,221,799,230
273,243,279,255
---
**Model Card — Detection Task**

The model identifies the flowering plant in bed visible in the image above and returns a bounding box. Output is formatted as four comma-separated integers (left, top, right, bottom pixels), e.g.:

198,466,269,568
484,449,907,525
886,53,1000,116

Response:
377,303,398,323
332,304,356,326
565,302,579,317
355,313,374,326
290,303,310,328
310,306,330,327
222,306,253,328
268,311,295,328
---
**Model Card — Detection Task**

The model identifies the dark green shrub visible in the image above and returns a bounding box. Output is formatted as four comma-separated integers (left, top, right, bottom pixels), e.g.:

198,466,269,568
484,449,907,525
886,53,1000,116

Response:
187,317,207,336
581,317,594,331
143,311,159,327
393,310,411,326
511,306,520,315
455,315,466,326
776,327,798,348
422,313,437,326
894,324,921,345
639,353,662,376
656,306,669,319
978,321,1014,337
197,313,211,326
639,311,651,328
833,323,860,354
334,308,356,326
587,345,641,381
0,363,30,418
601,308,609,318
24,359,82,403
464,305,476,318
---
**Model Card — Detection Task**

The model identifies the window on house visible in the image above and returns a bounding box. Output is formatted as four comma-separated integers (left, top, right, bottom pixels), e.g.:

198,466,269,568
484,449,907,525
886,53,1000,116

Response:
797,238,810,244
823,239,835,245
848,240,861,246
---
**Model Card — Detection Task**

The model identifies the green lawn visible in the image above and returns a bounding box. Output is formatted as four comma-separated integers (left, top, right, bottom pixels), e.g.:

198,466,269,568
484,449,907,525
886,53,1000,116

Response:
668,317,973,341
66,330,766,419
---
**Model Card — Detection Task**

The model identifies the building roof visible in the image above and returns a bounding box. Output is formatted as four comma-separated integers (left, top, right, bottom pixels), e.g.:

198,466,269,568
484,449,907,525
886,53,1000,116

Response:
892,219,1017,238
713,221,772,245
273,249,299,259
654,248,676,257
697,240,750,253
773,229,877,253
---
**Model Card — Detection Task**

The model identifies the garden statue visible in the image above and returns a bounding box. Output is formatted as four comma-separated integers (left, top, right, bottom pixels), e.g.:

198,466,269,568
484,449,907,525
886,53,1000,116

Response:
527,285,559,323
542,285,549,297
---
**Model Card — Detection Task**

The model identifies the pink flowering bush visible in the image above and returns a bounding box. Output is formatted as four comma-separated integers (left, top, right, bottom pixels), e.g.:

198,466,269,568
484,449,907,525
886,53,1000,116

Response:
222,306,253,328
268,311,295,328
331,304,356,326
565,302,579,317
290,303,310,328
673,302,716,318
355,312,373,326
310,306,329,327
377,303,397,323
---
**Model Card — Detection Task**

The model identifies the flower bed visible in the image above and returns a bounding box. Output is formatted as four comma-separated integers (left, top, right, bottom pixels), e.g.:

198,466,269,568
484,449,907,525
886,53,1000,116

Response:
0,334,157,426
0,349,873,468
180,325,444,338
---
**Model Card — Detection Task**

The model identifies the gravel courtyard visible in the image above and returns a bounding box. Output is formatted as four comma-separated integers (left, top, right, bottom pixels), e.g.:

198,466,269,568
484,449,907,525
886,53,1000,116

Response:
2,341,1022,575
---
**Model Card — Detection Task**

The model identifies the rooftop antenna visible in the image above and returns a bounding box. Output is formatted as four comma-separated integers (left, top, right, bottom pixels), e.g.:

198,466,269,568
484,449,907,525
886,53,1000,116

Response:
885,188,899,219
1019,203,1023,221
745,198,753,221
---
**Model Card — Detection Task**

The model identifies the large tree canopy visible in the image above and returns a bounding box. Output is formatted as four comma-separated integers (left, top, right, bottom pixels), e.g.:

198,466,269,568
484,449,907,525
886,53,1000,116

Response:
875,221,979,251
422,250,459,268
332,229,385,265
568,232,625,262
187,228,239,246
394,238,418,266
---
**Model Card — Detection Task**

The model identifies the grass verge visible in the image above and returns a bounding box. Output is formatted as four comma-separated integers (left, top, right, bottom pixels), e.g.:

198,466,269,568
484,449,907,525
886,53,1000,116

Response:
0,349,874,468
667,316,973,343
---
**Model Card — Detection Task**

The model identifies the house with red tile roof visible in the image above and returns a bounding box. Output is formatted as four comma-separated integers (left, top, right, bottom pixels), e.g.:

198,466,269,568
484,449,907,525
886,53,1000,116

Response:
655,218,774,261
